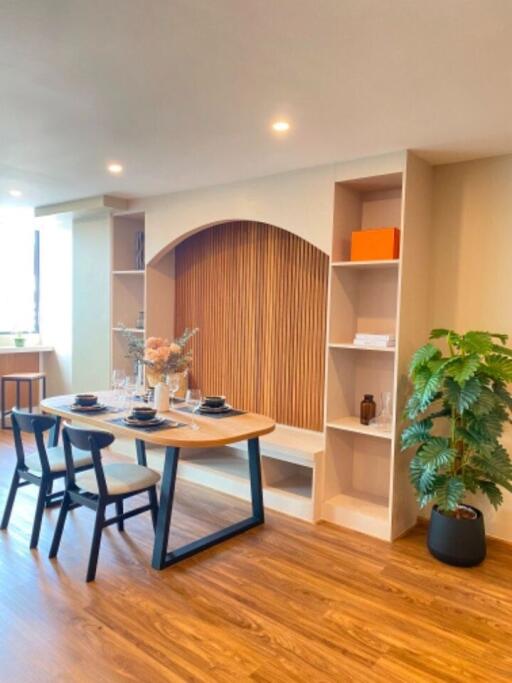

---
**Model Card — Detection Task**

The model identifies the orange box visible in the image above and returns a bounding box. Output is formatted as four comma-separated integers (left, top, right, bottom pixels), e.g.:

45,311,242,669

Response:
350,227,400,261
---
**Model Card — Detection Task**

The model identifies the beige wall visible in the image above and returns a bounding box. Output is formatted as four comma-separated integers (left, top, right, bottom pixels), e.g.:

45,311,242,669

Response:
431,154,512,542
131,151,406,263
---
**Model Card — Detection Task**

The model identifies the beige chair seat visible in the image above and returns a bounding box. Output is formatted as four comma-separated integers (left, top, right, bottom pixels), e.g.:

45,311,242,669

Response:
26,446,93,473
76,463,160,496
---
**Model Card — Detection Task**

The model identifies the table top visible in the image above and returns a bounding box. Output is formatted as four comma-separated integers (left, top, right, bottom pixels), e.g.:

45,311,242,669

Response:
40,392,275,448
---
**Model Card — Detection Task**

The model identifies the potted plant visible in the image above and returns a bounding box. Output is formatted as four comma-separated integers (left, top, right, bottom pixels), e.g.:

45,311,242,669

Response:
14,332,25,348
401,329,512,566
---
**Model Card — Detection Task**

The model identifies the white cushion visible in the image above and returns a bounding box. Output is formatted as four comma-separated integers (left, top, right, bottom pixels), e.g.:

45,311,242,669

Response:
26,446,93,473
75,463,160,496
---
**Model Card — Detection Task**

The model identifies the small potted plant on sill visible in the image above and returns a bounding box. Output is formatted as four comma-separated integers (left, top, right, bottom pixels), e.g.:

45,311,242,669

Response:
402,329,512,566
14,332,25,348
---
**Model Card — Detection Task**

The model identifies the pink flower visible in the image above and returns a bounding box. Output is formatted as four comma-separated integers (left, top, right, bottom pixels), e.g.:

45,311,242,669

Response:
146,337,163,350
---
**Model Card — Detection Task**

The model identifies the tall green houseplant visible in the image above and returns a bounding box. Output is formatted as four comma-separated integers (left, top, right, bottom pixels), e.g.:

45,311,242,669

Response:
402,329,512,515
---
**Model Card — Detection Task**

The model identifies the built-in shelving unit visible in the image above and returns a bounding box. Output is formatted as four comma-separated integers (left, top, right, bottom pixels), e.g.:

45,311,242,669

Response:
321,154,433,540
110,212,146,376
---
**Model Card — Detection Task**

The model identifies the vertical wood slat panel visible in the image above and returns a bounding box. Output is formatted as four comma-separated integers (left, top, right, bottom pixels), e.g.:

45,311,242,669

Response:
175,221,328,431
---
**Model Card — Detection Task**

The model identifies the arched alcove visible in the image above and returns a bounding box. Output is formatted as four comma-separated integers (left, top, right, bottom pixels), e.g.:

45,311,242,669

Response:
170,220,329,431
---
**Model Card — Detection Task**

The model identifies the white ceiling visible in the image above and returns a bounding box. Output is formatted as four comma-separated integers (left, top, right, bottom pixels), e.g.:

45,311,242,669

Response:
1,0,512,208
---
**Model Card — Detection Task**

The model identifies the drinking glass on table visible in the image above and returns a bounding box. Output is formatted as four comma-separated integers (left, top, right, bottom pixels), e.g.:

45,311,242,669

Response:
185,389,202,430
112,369,126,408
124,376,137,413
169,375,180,408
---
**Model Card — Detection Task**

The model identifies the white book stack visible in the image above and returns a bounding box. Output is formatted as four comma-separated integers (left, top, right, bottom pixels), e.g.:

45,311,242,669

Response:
353,333,396,348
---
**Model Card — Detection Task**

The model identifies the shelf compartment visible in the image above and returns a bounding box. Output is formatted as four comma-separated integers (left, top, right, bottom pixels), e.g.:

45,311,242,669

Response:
326,346,395,423
149,445,315,522
262,457,313,499
329,265,398,345
326,416,392,440
112,213,145,271
322,491,389,540
322,428,391,539
332,173,403,263
331,259,399,270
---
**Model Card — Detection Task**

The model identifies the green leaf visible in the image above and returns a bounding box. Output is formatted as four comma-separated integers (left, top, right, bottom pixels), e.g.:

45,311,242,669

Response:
491,344,512,357
401,419,433,450
417,437,456,469
484,354,512,382
470,386,497,416
490,332,509,344
455,426,492,454
477,481,503,509
409,343,441,375
445,354,480,385
460,331,494,355
493,380,512,409
468,410,506,441
405,394,423,420
436,477,465,512
444,376,481,413
429,328,450,339
473,444,512,492
409,456,437,495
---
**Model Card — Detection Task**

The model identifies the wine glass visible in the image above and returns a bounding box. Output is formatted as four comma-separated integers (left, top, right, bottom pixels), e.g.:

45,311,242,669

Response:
112,369,126,408
185,389,202,430
169,375,180,408
124,375,137,413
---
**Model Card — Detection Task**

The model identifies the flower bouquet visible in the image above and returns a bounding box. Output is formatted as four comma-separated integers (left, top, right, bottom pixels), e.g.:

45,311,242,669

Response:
143,328,198,387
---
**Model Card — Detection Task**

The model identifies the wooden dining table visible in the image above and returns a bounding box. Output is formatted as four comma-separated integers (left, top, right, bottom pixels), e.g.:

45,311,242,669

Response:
40,392,275,570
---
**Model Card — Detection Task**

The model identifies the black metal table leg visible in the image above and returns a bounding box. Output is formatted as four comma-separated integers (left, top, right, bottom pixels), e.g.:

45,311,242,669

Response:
151,437,265,571
152,446,180,569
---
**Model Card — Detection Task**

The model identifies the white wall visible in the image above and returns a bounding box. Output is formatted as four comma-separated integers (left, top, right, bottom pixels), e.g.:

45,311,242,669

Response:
431,154,512,542
132,164,337,262
72,213,111,392
38,210,111,395
38,213,73,395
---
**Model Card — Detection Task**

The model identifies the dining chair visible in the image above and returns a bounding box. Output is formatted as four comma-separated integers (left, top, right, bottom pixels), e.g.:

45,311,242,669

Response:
49,424,160,582
0,409,94,549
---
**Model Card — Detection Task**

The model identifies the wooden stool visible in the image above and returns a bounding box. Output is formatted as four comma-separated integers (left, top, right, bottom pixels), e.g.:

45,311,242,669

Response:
1,372,47,429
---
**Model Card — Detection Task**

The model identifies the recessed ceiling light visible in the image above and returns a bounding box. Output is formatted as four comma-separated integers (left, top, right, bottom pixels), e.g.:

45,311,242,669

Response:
8,189,22,198
271,120,290,132
107,162,123,174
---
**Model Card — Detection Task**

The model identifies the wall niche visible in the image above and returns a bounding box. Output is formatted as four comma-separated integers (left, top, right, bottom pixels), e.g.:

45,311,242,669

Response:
174,220,329,431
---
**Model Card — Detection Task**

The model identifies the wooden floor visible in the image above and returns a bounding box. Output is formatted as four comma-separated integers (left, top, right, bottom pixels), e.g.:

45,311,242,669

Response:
1,430,511,683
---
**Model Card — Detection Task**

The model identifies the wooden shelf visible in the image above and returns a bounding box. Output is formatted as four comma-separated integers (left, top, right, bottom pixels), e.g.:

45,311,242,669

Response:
325,491,388,517
112,327,145,334
331,259,399,269
112,270,145,276
329,343,395,353
326,416,392,440
322,491,389,539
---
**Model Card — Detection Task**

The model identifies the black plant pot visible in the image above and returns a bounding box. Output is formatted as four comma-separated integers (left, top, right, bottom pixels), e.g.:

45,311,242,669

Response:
427,505,486,567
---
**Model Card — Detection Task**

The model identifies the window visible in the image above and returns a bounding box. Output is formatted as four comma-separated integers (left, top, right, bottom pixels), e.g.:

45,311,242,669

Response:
0,208,39,334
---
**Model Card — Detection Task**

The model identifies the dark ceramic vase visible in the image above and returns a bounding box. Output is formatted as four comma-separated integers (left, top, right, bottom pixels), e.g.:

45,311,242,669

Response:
427,505,486,567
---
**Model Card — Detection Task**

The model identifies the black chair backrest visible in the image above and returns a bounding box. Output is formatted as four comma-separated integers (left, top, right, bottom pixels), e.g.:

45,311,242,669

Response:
62,424,115,498
11,409,57,473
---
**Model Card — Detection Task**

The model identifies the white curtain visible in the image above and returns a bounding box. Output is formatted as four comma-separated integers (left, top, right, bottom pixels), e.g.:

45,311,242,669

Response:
0,208,37,333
